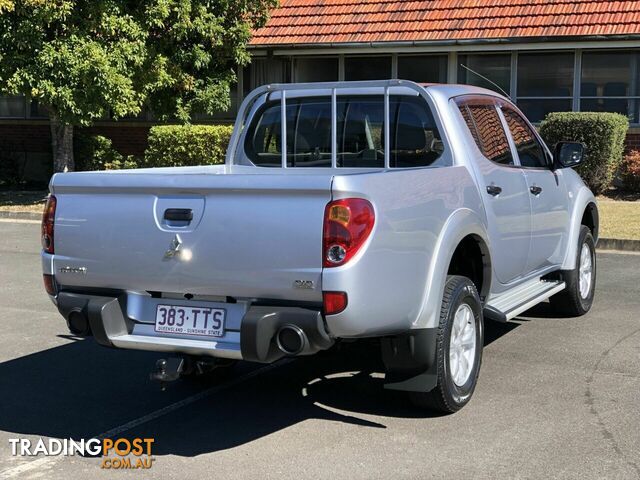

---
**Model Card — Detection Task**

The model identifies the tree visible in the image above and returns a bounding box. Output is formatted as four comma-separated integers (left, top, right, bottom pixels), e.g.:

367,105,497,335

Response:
0,0,276,172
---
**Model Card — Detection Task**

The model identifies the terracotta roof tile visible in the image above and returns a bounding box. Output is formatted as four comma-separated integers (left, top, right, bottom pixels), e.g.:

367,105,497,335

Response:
251,0,640,46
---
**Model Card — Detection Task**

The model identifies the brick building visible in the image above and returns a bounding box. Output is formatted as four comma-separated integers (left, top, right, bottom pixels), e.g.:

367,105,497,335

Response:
2,0,640,181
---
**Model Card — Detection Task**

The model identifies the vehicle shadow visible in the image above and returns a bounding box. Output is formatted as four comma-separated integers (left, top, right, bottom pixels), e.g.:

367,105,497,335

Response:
0,321,518,457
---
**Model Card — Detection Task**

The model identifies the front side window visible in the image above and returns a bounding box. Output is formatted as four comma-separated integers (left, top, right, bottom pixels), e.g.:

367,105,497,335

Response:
244,95,444,169
459,103,514,166
502,107,548,168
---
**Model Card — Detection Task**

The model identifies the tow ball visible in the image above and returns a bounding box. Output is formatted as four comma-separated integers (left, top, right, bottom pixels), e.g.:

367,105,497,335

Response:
150,357,185,391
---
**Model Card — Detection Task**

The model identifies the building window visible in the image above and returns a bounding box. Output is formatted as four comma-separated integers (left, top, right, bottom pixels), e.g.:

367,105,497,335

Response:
397,55,447,83
294,57,339,82
581,51,639,123
29,100,49,119
517,52,574,122
245,57,292,92
344,56,392,81
0,95,27,118
458,54,511,95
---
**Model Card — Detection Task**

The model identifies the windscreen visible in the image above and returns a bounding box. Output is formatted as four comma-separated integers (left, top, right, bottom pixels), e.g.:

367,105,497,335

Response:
244,95,444,168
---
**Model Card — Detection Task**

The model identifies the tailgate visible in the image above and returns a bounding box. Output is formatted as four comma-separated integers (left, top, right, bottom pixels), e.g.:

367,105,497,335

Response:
51,170,332,302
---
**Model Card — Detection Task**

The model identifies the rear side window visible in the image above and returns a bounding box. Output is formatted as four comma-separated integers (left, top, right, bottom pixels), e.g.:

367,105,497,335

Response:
459,104,514,166
502,107,548,168
244,95,444,168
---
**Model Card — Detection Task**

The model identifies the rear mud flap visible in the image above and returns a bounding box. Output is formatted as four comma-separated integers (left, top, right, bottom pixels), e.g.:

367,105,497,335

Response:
381,328,438,393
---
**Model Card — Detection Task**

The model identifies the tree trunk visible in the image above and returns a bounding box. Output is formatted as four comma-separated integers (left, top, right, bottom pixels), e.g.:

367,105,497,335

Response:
50,114,74,173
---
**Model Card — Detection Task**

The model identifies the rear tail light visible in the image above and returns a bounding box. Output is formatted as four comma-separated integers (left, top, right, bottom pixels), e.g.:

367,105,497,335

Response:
43,274,57,295
41,195,56,254
323,291,348,315
323,198,375,267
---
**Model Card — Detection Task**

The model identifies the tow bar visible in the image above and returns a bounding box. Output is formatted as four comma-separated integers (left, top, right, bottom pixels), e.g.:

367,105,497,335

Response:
150,356,226,390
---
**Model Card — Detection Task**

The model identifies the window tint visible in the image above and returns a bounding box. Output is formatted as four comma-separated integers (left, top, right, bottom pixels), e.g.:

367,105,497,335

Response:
389,96,444,168
502,107,548,168
245,97,333,167
459,104,514,165
336,96,385,167
245,95,444,168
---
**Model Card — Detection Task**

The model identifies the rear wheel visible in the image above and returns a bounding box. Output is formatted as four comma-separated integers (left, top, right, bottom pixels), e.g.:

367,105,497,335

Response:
549,226,596,316
410,275,483,413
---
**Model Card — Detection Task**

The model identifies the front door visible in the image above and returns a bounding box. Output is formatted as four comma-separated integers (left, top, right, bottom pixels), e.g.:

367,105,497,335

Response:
500,105,570,271
458,101,532,284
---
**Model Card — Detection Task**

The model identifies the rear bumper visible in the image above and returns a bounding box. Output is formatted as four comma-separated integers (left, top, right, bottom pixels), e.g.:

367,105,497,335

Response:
56,291,334,363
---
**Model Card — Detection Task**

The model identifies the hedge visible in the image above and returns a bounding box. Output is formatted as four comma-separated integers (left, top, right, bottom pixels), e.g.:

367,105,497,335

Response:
144,125,233,168
539,112,629,194
621,150,640,192
74,134,139,171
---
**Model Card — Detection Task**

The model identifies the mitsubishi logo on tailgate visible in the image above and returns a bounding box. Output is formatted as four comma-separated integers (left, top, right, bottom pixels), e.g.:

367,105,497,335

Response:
164,234,192,262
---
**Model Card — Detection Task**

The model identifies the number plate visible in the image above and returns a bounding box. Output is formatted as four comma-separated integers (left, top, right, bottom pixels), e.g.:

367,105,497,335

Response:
154,304,225,337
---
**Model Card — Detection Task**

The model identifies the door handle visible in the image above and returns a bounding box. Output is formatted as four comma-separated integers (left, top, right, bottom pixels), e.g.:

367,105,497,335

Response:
486,185,502,196
530,185,543,196
164,208,193,222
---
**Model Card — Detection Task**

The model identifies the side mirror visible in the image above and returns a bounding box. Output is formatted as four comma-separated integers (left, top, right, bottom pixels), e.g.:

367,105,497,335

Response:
554,141,585,169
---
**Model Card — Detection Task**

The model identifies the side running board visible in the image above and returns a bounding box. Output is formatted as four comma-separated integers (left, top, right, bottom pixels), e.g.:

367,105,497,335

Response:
483,279,566,322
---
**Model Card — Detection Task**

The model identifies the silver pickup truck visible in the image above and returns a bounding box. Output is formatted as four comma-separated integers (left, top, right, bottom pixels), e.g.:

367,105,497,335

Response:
41,80,598,413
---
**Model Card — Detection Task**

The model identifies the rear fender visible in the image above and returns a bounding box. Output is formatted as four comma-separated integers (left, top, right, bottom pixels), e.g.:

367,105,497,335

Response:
414,208,491,330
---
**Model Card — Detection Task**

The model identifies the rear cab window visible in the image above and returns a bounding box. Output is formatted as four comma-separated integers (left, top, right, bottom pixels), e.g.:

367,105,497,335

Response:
243,94,447,169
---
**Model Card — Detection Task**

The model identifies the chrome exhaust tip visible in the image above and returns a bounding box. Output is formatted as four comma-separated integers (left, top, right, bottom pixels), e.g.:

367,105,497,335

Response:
276,325,307,356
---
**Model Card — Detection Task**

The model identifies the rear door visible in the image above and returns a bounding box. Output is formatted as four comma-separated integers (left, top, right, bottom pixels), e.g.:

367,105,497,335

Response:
457,98,532,284
499,104,569,271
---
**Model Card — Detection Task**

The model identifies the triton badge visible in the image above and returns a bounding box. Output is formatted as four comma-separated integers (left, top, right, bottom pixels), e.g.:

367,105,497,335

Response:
59,266,87,275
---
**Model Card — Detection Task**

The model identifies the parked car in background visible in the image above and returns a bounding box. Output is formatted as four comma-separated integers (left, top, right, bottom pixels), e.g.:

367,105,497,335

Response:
41,81,598,412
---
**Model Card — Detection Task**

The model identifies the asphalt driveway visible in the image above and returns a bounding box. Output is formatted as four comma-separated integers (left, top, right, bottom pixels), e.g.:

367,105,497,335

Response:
0,221,638,479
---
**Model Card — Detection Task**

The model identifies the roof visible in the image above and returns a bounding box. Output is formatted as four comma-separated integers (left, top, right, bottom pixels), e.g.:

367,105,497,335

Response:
250,0,640,47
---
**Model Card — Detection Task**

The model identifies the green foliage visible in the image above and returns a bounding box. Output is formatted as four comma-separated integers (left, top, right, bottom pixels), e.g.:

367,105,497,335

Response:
145,124,233,167
74,134,140,171
539,112,629,194
0,0,277,126
0,0,13,13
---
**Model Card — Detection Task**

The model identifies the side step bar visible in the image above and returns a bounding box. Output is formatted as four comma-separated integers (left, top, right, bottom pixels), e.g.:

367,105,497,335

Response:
483,280,565,322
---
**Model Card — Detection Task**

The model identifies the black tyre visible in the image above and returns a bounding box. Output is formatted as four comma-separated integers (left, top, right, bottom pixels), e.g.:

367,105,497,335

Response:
549,226,596,316
410,275,484,413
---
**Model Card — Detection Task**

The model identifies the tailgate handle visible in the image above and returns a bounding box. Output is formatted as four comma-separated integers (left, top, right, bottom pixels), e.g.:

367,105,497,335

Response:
164,208,193,222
